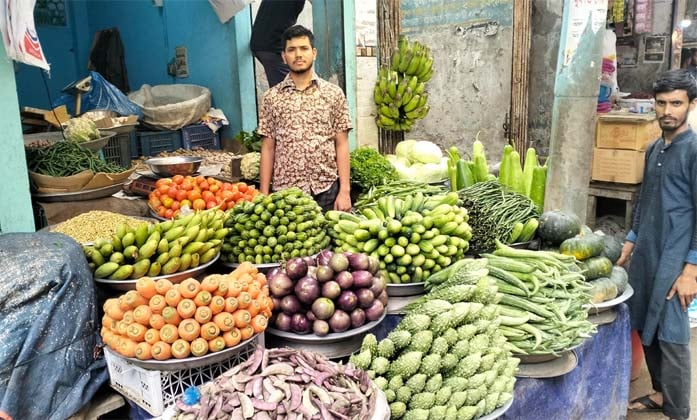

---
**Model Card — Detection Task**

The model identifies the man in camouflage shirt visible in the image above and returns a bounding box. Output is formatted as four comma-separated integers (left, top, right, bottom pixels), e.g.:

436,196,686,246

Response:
258,25,352,212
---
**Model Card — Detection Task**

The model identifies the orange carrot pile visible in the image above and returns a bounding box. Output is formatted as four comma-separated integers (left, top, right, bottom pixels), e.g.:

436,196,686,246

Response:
101,262,272,360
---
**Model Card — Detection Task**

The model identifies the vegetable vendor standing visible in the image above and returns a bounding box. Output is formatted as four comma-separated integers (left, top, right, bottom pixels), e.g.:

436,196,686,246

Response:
618,70,697,420
258,25,353,212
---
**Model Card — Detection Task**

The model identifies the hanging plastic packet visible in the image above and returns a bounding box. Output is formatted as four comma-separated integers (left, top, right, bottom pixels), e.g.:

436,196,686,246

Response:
0,0,50,71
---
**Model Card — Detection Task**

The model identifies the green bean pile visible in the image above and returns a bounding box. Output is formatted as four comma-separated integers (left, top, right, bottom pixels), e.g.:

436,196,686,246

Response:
26,141,126,176
459,180,539,254
354,180,446,209
482,241,595,355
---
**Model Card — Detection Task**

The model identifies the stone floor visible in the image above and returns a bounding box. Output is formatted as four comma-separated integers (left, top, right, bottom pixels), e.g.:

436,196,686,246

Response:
627,328,697,420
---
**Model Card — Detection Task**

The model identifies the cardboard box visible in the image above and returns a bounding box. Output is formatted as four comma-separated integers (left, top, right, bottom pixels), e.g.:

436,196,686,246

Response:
596,113,661,151
591,148,645,184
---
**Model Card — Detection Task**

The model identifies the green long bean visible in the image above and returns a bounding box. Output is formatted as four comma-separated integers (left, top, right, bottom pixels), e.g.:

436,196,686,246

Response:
26,141,125,176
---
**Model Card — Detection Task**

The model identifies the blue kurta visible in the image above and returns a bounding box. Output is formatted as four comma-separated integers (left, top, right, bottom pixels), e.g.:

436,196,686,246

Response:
627,128,697,346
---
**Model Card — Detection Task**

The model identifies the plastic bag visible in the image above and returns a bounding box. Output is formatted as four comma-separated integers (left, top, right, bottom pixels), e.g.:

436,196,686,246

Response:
53,71,143,118
128,84,211,130
0,0,50,70
208,0,254,24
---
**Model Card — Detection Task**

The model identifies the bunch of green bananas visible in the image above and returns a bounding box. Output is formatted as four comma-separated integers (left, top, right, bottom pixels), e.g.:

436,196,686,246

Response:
374,36,433,131
86,208,227,280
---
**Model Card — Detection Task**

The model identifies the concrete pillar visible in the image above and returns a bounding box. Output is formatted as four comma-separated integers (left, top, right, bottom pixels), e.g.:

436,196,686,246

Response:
0,45,35,233
545,1,608,220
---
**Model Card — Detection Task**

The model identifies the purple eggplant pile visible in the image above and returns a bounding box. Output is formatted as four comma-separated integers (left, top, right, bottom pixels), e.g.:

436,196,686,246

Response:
267,250,388,336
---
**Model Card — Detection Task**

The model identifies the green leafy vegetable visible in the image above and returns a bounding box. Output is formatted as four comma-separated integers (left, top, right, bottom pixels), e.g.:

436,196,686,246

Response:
350,147,398,189
234,129,262,152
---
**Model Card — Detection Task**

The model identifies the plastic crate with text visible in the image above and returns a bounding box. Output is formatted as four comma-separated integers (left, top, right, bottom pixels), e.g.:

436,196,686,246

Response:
137,130,182,157
181,124,221,150
104,335,258,417
102,131,135,168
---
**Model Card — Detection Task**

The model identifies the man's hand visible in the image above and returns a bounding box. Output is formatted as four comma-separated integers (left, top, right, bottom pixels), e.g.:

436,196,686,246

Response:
667,264,697,311
334,190,351,212
259,136,275,195
616,241,635,267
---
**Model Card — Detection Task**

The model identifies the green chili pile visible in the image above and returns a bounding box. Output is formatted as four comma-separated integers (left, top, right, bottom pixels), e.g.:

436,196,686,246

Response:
26,141,126,176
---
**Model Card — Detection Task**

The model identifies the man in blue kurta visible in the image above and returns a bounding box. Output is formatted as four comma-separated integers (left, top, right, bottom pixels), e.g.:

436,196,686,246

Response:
619,70,697,419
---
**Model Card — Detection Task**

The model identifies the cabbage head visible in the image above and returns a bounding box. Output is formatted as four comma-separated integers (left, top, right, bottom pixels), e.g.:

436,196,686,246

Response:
65,117,100,143
240,152,261,180
395,140,417,162
410,141,443,164
395,140,443,165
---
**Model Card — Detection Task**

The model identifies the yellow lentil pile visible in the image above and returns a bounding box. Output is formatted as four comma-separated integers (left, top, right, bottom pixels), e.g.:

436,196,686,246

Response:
52,211,150,243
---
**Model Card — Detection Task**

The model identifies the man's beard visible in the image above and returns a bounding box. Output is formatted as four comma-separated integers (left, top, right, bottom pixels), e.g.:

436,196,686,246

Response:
289,61,312,74
659,114,687,131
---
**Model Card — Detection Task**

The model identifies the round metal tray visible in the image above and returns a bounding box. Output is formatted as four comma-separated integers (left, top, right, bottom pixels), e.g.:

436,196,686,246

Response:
512,340,586,364
94,252,220,291
148,206,168,221
588,308,619,326
265,312,387,359
32,182,125,202
387,294,424,314
584,284,634,314
386,282,425,297
515,350,579,379
509,238,541,250
104,333,258,371
427,179,448,186
219,260,281,273
266,311,387,344
476,396,514,420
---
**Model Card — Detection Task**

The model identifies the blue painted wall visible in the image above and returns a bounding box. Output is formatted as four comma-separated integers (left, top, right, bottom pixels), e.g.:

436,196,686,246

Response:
15,0,257,138
0,46,35,233
14,1,91,110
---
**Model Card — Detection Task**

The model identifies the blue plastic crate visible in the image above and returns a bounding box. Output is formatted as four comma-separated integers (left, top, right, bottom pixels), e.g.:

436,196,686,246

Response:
102,131,134,168
130,133,141,158
137,130,182,156
181,125,221,150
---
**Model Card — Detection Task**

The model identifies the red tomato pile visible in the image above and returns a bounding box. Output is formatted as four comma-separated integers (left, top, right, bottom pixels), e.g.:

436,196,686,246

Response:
148,175,259,219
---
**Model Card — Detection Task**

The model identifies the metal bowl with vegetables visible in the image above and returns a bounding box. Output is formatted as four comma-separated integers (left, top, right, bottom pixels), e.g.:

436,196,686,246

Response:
145,156,202,177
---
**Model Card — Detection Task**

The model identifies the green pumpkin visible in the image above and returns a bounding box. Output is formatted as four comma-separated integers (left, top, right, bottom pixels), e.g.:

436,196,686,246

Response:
600,235,623,264
608,266,629,293
559,234,605,261
537,210,582,246
588,277,618,303
579,256,613,280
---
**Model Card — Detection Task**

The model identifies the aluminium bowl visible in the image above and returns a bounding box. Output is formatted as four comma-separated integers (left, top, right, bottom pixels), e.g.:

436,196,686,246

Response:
145,156,202,177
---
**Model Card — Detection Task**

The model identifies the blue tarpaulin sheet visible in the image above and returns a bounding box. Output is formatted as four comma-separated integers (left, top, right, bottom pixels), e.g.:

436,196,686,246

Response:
54,71,142,118
0,233,108,420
